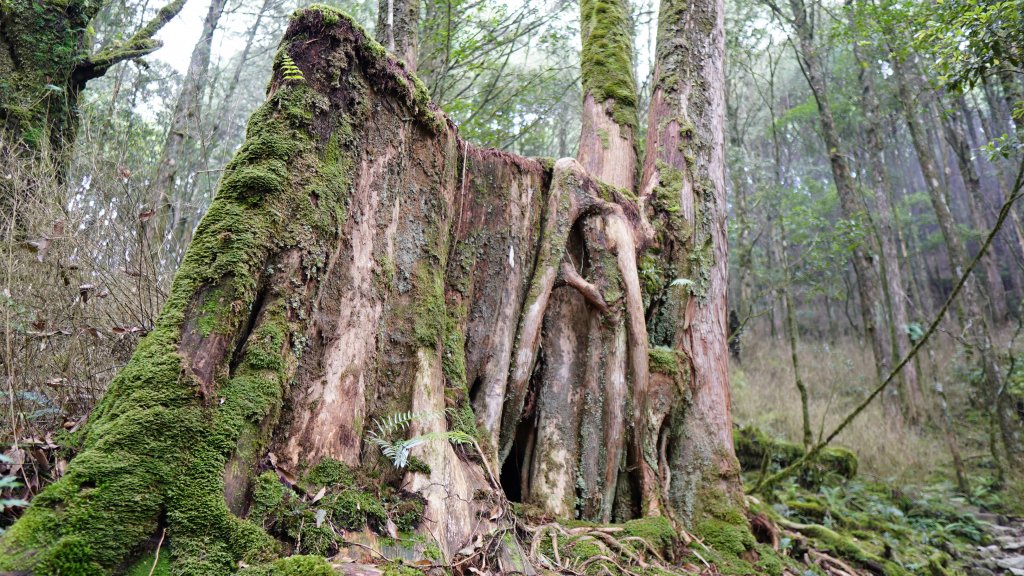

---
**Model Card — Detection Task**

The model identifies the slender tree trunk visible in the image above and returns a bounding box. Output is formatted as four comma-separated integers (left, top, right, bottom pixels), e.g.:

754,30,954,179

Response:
780,0,891,384
848,13,923,421
999,69,1023,134
148,0,229,259
892,55,1024,470
727,84,756,323
768,218,786,338
942,101,1010,321
376,0,419,71
779,219,812,448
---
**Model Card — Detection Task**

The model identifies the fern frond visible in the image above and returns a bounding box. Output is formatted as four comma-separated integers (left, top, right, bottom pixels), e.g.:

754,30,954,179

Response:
367,411,476,469
280,54,305,82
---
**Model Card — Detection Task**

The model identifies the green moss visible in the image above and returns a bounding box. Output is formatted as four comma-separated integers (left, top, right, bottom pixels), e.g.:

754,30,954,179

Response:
819,446,858,479
297,523,335,555
441,304,468,388
406,456,431,475
240,555,336,576
412,264,447,347
423,541,442,562
566,536,605,562
580,0,639,133
0,24,352,573
753,544,785,576
246,316,288,371
35,537,104,576
305,459,354,488
794,523,909,576
648,346,680,375
734,426,857,485
381,561,422,576
332,489,387,530
783,499,827,522
126,552,171,576
392,497,425,532
623,516,678,556
250,472,286,521
696,518,755,556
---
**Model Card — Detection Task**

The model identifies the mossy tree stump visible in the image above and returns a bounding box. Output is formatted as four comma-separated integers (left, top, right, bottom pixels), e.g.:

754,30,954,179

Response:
0,5,744,574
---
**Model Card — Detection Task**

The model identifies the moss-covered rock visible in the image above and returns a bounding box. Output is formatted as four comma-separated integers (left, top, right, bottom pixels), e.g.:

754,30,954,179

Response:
733,425,858,486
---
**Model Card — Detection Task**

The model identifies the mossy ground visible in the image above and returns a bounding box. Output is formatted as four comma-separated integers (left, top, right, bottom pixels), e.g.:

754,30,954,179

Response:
248,458,428,558
738,428,988,576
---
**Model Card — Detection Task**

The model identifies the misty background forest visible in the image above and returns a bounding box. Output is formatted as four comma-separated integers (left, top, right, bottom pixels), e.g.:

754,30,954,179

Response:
0,0,1022,574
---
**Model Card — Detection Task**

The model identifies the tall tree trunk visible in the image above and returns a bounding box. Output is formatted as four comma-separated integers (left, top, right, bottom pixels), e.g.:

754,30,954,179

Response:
148,0,230,259
942,100,1010,321
726,81,756,324
849,12,923,421
779,219,812,448
0,7,747,573
638,0,746,522
776,0,892,384
577,0,638,191
534,0,650,522
768,217,786,338
376,0,419,72
892,55,1024,470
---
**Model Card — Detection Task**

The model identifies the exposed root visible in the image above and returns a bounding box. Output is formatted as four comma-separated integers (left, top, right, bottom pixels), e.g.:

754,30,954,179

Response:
559,260,608,312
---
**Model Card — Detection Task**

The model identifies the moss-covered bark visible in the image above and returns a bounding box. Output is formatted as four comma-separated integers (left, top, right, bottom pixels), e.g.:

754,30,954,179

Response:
638,0,747,527
579,0,638,135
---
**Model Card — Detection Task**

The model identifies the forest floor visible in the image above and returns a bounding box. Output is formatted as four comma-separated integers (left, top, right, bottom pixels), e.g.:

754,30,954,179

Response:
732,331,1024,575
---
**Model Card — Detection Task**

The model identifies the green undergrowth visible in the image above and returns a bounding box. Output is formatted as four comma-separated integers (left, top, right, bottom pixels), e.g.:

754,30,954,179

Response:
249,459,427,557
739,427,988,576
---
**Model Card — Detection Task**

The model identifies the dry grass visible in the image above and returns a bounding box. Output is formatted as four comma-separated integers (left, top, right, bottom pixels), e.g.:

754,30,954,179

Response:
730,332,956,484
0,135,168,446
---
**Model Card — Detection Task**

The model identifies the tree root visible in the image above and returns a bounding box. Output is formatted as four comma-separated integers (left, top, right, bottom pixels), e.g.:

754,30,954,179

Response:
558,260,608,312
